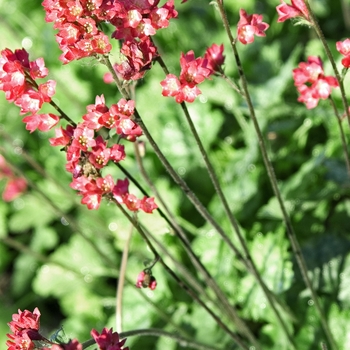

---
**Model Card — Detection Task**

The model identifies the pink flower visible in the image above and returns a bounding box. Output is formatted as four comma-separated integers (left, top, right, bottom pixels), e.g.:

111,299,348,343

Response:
237,9,269,45
204,43,225,72
91,328,129,350
8,308,41,334
336,38,350,68
293,56,339,109
276,0,309,23
136,270,157,290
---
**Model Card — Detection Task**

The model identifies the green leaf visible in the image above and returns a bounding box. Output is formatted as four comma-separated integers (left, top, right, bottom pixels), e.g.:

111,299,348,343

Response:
8,193,57,232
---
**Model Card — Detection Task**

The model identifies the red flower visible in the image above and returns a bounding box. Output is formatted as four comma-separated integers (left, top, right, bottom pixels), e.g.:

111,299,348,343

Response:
91,328,129,350
204,43,225,73
8,308,40,334
293,56,338,109
237,9,269,45
336,39,350,68
136,270,157,290
276,0,309,23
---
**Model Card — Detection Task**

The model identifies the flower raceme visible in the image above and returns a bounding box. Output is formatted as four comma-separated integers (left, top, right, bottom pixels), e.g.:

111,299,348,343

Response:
160,44,225,103
293,56,338,109
0,48,157,213
6,308,128,350
237,9,269,45
49,95,157,212
42,0,177,75
0,48,59,133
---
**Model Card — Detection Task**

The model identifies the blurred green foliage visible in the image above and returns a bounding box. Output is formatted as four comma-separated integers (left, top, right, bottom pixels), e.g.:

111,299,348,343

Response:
1,0,350,349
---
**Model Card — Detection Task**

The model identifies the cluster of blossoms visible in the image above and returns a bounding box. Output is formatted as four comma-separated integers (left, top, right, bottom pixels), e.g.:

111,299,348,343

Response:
292,56,338,109
0,155,27,201
42,0,177,80
0,48,157,212
237,9,269,45
6,308,128,350
0,48,59,133
50,94,157,211
135,268,157,290
336,38,350,68
160,44,225,103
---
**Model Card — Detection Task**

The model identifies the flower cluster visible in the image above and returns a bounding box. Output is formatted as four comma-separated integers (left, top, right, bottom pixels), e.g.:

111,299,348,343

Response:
276,0,309,23
0,48,59,133
42,0,177,79
135,269,157,290
6,308,128,350
50,94,157,212
336,38,350,68
0,155,27,202
237,9,269,45
160,43,225,103
292,56,338,109
6,307,45,350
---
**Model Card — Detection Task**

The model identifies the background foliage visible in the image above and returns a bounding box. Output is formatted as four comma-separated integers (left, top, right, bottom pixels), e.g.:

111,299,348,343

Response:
1,0,350,349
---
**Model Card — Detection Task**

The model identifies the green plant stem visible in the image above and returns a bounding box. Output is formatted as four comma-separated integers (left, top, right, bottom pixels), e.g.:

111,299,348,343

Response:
116,224,133,333
133,142,253,326
113,199,251,349
328,96,350,176
156,49,296,348
82,328,222,350
102,54,261,348
304,0,350,128
216,1,337,349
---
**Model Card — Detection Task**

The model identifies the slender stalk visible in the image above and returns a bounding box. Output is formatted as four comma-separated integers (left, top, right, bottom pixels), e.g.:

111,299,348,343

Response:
82,328,223,350
216,1,337,348
304,0,350,127
328,96,350,176
133,142,252,326
116,224,133,333
155,51,296,348
113,199,251,349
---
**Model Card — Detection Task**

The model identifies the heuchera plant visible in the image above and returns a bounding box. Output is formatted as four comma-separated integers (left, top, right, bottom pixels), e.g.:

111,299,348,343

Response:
1,0,350,349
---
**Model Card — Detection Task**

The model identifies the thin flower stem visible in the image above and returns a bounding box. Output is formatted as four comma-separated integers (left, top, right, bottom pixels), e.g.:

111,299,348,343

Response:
328,95,350,176
82,328,223,350
116,224,133,333
102,54,261,348
216,1,337,348
304,0,350,128
156,50,296,348
113,199,251,349
133,143,249,325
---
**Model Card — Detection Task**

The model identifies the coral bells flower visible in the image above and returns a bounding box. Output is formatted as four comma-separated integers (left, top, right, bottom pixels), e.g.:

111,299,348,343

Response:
6,307,46,350
204,43,225,73
161,46,223,103
237,9,269,45
91,328,129,350
336,39,350,68
276,0,309,23
293,56,338,109
0,48,59,133
136,269,157,290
